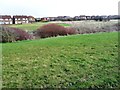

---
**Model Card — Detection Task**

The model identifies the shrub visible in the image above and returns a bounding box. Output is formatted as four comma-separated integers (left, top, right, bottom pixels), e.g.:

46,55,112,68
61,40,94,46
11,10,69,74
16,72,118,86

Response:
34,24,77,38
71,22,119,34
0,26,33,43
65,27,78,35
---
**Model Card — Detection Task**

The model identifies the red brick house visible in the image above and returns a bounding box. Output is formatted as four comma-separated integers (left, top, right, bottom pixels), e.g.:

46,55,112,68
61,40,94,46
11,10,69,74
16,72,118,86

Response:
41,17,50,22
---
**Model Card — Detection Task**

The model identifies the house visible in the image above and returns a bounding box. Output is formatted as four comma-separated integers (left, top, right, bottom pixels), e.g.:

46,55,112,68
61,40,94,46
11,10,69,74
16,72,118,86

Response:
94,15,110,21
101,15,110,21
56,16,73,21
109,15,120,20
91,16,96,20
41,17,50,22
0,15,12,24
86,16,91,20
35,18,41,22
55,16,62,21
63,16,73,21
28,16,35,23
13,15,28,24
57,16,68,21
73,16,81,21
79,15,86,20
73,15,87,21
48,17,57,21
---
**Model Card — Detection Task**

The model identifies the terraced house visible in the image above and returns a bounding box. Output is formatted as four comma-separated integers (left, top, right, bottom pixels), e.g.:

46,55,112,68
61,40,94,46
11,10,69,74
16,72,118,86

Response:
0,15,12,24
28,16,35,23
13,15,29,24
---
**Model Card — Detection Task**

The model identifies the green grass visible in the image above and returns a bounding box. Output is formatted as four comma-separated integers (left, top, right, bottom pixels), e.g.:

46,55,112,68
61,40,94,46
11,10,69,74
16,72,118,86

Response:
58,23,71,27
2,32,119,88
8,22,71,31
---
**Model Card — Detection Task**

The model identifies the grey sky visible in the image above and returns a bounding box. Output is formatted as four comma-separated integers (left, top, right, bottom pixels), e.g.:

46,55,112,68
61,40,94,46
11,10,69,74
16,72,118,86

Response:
0,0,119,18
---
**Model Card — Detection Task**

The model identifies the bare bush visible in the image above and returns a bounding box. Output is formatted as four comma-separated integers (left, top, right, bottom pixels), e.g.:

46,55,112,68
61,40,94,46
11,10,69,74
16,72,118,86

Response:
34,24,77,38
66,27,78,35
0,26,33,43
70,21,118,34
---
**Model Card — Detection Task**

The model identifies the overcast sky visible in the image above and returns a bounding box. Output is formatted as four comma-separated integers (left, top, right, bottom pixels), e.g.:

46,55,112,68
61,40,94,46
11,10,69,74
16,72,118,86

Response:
0,0,119,17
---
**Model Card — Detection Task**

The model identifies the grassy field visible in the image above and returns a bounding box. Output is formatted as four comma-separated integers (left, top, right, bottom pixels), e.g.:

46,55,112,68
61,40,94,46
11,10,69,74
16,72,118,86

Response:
7,22,71,31
2,32,119,88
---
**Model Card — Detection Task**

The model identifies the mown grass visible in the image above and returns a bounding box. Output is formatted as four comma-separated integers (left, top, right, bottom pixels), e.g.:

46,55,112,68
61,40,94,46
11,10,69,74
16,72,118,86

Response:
7,22,71,31
2,32,119,88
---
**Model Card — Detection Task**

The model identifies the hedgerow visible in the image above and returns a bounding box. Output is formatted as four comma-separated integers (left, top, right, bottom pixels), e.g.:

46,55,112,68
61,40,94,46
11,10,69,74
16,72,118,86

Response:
34,24,77,38
0,26,32,43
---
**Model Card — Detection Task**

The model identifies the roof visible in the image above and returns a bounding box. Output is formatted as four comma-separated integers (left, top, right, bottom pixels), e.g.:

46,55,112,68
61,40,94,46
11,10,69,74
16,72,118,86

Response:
13,15,28,18
28,16,35,19
0,15,12,19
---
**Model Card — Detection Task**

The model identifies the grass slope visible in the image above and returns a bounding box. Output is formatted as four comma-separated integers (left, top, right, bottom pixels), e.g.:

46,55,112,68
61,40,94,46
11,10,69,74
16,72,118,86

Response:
2,32,119,88
8,22,71,31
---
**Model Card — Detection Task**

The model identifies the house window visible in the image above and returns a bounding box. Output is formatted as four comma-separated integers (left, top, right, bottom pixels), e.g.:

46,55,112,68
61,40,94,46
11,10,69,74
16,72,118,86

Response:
30,18,32,20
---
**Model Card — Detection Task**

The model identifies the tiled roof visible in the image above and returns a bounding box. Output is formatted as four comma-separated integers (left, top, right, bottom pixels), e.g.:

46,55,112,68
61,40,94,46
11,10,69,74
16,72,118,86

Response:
0,15,12,19
13,15,28,18
28,16,35,19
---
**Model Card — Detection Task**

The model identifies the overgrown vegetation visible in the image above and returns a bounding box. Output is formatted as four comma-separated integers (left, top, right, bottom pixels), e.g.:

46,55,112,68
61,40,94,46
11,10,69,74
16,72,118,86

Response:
70,21,118,34
34,23,77,38
0,26,32,43
2,32,119,88
5,21,119,42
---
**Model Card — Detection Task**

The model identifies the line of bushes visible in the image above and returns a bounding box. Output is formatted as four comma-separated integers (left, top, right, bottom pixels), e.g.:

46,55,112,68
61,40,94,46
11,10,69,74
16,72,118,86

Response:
0,26,32,43
71,22,119,34
1,22,119,43
33,24,77,38
1,24,77,43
